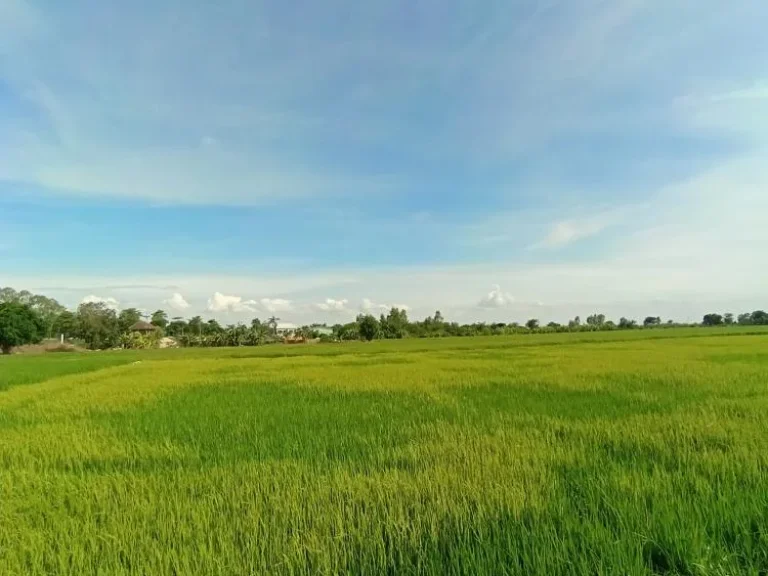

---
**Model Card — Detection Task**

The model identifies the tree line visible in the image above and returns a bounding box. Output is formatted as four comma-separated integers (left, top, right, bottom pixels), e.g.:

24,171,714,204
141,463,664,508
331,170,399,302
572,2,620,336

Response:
1,285,766,353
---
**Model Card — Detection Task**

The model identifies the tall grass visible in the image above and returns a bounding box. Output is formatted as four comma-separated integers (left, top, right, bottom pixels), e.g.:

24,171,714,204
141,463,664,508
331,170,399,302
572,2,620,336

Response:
1,330,767,574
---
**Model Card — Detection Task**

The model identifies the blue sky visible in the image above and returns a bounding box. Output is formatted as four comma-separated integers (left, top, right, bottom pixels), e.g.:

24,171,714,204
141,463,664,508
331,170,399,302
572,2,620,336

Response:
1,0,767,324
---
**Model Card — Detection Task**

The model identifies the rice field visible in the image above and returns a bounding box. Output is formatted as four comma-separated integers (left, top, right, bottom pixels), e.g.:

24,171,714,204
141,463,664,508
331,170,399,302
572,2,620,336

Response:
1,329,767,575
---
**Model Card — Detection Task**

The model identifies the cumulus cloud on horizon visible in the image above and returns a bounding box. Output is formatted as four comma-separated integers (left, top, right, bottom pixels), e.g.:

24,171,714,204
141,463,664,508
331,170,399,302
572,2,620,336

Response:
164,292,190,312
478,285,514,309
206,292,258,314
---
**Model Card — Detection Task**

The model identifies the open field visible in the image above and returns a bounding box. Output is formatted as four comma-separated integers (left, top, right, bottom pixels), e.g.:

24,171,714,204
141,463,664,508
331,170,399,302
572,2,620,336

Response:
1,328,768,575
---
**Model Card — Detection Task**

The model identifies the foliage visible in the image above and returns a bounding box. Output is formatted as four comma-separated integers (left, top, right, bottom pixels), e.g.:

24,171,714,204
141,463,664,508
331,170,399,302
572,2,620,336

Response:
738,311,768,326
333,322,360,341
167,317,188,337
357,314,379,341
118,308,143,333
52,310,78,338
0,286,66,338
188,316,204,336
0,302,46,353
619,317,637,329
151,310,169,330
379,307,410,339
1,331,768,574
76,302,120,350
702,313,724,326
586,313,606,327
119,331,160,350
2,285,768,350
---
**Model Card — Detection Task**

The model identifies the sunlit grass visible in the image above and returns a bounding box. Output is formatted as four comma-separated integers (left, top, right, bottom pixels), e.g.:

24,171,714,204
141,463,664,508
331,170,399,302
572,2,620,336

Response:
1,330,767,574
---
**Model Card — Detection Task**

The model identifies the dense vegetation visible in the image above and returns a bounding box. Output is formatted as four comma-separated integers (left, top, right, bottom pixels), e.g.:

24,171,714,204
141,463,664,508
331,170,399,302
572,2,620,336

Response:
2,285,767,351
0,301,47,354
1,330,767,574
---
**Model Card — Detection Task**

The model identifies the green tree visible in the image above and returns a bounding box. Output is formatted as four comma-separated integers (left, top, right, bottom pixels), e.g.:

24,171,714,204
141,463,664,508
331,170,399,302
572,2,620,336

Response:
165,317,187,337
150,309,169,330
737,313,752,325
643,316,661,327
76,302,119,350
118,308,142,333
267,316,280,336
526,319,539,330
29,294,66,338
52,310,78,339
751,310,768,325
188,316,204,336
0,287,65,338
723,313,735,326
586,314,606,327
0,287,18,303
702,313,724,326
205,319,224,334
0,302,46,354
619,317,637,329
357,314,379,341
249,318,270,343
380,307,409,339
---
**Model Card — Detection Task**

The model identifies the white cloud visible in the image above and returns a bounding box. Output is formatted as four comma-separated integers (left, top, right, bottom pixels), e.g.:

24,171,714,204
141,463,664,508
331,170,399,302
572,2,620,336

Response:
360,298,410,314
164,292,190,312
316,298,349,313
0,2,401,205
206,292,258,314
259,298,294,313
478,285,514,309
540,219,609,248
361,298,386,312
80,295,120,310
532,206,634,249
6,231,767,327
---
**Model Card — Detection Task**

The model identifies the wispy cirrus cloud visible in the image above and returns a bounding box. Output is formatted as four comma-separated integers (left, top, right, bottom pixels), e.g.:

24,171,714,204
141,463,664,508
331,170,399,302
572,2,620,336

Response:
2,0,767,326
535,217,613,249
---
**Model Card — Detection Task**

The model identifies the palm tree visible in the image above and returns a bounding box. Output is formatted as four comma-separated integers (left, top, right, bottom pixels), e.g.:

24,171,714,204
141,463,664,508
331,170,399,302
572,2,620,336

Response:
267,316,280,336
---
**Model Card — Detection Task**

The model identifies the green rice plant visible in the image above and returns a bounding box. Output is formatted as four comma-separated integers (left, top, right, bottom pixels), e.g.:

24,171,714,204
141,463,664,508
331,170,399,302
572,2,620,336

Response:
0,329,767,575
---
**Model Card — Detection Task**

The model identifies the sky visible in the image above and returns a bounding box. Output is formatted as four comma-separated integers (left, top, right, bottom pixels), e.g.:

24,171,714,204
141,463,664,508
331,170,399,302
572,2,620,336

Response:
1,0,767,325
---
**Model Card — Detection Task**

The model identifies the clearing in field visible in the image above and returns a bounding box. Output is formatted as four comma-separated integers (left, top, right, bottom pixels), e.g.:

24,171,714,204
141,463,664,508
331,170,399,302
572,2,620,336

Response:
1,329,767,575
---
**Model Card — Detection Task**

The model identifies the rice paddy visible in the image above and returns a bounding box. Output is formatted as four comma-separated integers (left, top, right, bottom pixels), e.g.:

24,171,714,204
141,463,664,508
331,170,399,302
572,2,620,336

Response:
1,328,767,575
